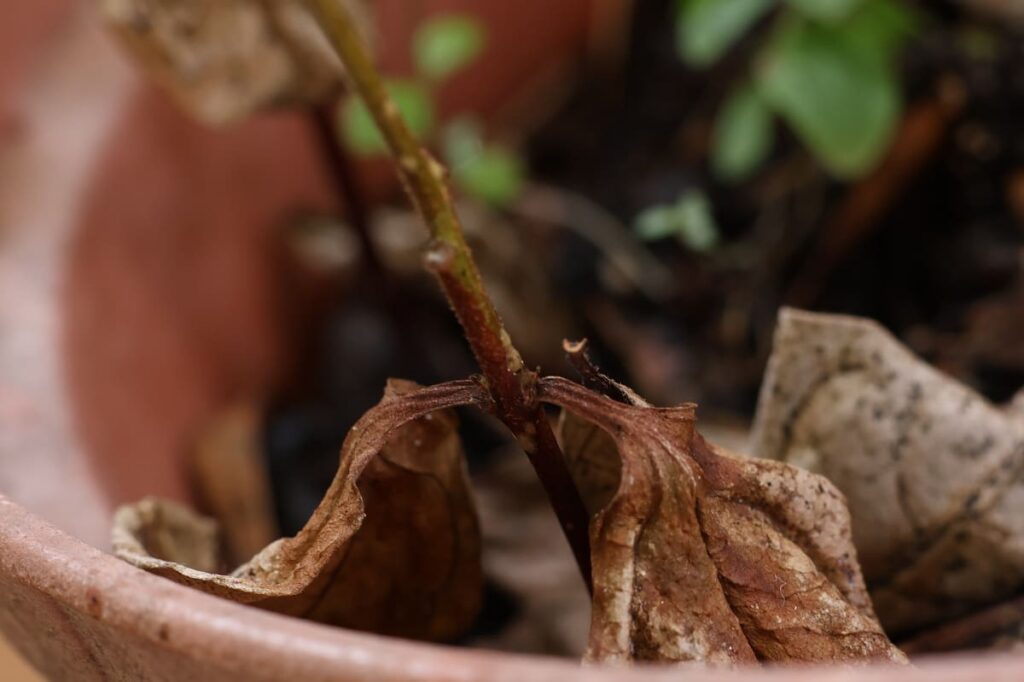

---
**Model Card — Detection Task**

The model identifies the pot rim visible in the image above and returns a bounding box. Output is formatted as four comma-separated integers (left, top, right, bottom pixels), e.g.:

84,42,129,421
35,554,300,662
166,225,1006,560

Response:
2,495,1022,681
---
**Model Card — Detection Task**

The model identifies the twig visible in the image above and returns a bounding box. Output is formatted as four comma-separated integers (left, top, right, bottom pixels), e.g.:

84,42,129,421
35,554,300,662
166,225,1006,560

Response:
563,339,649,407
307,0,592,591
310,98,435,384
310,99,384,277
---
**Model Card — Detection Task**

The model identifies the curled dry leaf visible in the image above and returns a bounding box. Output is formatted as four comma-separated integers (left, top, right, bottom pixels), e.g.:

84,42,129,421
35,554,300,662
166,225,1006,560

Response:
114,378,487,641
557,408,621,517
191,403,279,564
543,376,905,665
750,308,1024,635
97,0,367,124
556,338,637,517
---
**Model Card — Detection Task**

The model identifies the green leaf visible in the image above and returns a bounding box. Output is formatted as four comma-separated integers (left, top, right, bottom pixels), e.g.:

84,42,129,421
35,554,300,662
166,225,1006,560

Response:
455,147,524,206
413,15,487,80
442,117,484,167
443,118,524,206
712,84,774,182
676,0,775,67
340,80,434,155
635,205,683,241
786,0,862,22
755,11,901,178
635,190,719,252
845,0,918,64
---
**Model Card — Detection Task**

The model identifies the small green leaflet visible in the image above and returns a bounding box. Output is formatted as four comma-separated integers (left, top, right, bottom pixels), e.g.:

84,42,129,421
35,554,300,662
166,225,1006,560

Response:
712,84,773,182
785,0,862,23
676,0,775,67
443,118,523,207
340,80,434,155
635,190,720,252
840,0,918,67
755,1,912,178
413,15,487,80
454,147,524,206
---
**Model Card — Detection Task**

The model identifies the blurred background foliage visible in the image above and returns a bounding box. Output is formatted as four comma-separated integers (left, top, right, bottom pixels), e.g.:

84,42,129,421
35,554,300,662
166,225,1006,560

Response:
341,12,525,207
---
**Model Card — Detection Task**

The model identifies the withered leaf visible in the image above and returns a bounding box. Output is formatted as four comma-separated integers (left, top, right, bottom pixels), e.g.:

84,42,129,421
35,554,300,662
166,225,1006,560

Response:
751,308,1024,635
98,0,364,124
191,403,279,565
542,376,905,665
114,378,487,641
556,409,621,517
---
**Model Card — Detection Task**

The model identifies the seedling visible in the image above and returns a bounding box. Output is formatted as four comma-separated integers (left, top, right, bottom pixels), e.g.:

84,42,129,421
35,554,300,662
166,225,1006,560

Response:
677,0,918,180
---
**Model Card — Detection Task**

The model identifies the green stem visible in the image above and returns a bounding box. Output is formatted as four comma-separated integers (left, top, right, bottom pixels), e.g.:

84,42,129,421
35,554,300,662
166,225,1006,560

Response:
306,0,592,591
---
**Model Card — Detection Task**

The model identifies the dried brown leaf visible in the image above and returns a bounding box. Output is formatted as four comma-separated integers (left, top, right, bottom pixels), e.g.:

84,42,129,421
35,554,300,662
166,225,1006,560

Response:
114,378,487,641
556,409,621,517
751,308,1024,634
542,376,905,665
191,403,279,564
97,0,365,124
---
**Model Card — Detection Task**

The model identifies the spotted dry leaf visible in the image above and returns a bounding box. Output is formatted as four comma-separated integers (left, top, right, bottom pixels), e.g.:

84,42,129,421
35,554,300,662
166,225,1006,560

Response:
751,308,1024,635
98,0,366,124
114,379,487,641
542,376,905,665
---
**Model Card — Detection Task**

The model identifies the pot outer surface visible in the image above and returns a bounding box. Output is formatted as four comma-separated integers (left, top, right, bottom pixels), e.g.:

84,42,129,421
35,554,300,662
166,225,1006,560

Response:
3,495,1024,681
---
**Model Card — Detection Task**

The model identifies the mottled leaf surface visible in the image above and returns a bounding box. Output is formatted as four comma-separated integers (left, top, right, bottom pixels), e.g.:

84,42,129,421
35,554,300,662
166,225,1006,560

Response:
98,0,365,124
751,309,1024,634
543,376,904,665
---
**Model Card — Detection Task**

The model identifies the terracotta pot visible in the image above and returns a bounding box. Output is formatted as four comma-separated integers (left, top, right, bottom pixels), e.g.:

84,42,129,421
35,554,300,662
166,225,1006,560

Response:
4,496,1024,682
2,3,1023,681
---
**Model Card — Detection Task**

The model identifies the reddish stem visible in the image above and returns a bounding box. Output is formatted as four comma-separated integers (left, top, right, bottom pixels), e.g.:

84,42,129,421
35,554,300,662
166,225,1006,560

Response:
307,0,592,591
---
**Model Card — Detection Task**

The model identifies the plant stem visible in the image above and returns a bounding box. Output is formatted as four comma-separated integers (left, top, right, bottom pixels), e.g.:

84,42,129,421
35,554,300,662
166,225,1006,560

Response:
311,99,383,278
306,0,592,591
